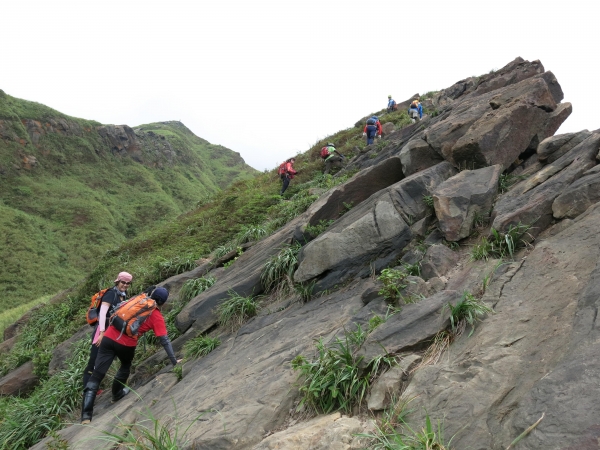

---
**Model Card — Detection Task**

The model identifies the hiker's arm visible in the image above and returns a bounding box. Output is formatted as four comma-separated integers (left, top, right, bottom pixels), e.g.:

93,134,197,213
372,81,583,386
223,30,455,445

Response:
98,302,111,332
158,335,178,366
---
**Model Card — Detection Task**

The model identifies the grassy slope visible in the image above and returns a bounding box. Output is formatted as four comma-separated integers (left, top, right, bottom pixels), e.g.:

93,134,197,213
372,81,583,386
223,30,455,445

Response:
0,91,256,307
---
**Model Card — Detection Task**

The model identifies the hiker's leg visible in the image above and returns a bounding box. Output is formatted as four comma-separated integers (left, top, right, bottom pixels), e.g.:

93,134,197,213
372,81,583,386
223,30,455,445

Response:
81,338,116,422
111,343,136,401
82,343,99,389
324,160,332,174
281,175,290,195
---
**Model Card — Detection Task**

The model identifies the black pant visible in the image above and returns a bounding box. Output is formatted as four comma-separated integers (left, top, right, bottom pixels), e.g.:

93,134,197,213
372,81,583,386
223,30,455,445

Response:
88,335,136,395
280,174,291,195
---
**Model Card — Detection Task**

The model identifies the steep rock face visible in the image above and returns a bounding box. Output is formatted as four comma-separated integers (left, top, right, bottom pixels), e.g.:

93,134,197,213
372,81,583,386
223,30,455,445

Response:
402,203,600,449
294,162,457,286
31,58,600,450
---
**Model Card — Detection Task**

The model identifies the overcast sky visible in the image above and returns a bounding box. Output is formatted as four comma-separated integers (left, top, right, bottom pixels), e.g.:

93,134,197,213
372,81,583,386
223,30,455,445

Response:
2,0,596,171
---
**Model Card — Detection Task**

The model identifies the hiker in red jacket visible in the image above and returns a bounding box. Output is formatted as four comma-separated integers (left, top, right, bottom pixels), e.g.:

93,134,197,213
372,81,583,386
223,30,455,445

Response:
80,287,180,424
362,116,382,145
279,157,297,196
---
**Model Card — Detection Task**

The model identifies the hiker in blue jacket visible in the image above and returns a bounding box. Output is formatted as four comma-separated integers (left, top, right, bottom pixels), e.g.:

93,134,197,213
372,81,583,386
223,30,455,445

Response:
387,95,397,112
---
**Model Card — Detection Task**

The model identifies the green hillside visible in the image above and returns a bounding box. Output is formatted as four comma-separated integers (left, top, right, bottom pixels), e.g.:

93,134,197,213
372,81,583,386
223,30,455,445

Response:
0,90,256,306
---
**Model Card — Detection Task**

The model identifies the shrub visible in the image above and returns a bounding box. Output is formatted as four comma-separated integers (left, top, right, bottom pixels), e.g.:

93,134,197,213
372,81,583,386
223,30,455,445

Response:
184,336,221,359
178,275,216,303
260,242,301,294
378,268,409,302
470,223,531,261
422,195,434,208
444,292,493,337
217,291,257,330
305,219,334,237
235,224,268,244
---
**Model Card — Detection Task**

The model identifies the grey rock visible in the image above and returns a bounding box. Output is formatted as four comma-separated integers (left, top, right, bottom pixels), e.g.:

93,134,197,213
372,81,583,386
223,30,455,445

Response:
552,165,600,219
537,130,591,164
420,244,459,280
434,165,502,241
492,131,600,235
0,361,38,396
399,138,444,177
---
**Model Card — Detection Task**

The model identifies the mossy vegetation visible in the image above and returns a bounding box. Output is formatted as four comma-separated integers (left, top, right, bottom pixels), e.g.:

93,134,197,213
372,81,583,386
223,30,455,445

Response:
0,93,255,307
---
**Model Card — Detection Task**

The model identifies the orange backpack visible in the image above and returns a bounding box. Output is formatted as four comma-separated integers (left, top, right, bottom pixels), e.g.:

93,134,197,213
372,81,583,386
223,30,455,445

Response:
109,293,157,338
86,288,110,326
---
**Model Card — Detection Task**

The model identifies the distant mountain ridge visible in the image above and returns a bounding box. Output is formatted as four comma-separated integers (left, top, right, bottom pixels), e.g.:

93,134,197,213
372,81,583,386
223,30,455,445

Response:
0,89,256,305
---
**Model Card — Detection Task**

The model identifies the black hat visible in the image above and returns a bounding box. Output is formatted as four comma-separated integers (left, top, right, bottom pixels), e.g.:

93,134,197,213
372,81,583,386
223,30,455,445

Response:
151,287,169,305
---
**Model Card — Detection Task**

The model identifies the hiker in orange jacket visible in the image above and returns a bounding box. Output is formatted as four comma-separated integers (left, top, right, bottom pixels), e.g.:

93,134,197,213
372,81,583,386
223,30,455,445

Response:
279,157,298,195
81,287,180,424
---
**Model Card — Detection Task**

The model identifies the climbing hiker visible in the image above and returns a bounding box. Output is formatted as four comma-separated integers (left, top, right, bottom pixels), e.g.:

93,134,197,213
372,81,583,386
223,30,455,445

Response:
82,271,132,393
362,116,382,145
408,98,423,123
278,157,297,196
387,95,397,112
80,287,180,424
321,142,345,174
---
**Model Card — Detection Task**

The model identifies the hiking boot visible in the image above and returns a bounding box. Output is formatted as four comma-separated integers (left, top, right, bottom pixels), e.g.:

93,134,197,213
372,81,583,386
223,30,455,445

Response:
111,387,130,403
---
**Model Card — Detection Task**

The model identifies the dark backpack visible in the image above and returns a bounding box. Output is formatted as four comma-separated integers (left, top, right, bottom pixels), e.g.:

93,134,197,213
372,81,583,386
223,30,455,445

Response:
86,288,109,326
366,117,377,125
109,293,157,338
320,147,330,159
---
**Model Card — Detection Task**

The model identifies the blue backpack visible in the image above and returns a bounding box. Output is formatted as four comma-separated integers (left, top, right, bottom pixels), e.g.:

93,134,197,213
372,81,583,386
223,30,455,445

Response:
366,116,378,126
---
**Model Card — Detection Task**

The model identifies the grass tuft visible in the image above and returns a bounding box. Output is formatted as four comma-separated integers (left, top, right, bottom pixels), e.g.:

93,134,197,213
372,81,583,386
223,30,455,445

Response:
216,291,257,331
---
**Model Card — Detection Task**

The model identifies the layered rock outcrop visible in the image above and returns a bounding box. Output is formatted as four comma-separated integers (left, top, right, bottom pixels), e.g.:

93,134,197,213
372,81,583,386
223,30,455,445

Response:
28,57,600,450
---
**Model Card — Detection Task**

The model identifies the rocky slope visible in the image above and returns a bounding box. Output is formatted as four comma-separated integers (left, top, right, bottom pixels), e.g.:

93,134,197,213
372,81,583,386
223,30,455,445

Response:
25,57,600,449
0,91,255,303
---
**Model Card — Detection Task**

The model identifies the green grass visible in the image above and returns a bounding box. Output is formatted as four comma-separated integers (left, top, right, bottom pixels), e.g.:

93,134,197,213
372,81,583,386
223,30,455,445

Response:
291,327,396,415
358,397,455,450
0,93,256,308
470,223,531,261
0,294,51,340
87,400,209,449
378,268,409,303
183,336,221,359
178,275,216,303
216,291,258,331
0,338,89,450
444,292,493,337
260,242,302,294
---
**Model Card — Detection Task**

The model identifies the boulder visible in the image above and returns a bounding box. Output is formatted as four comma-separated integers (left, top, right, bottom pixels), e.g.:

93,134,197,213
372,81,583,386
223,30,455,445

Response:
420,244,460,280
48,325,90,376
0,361,39,396
356,290,460,367
367,354,421,411
424,72,570,171
492,132,600,235
537,130,591,164
399,137,445,177
552,165,600,219
253,413,369,450
294,162,457,287
434,165,502,241
381,122,395,137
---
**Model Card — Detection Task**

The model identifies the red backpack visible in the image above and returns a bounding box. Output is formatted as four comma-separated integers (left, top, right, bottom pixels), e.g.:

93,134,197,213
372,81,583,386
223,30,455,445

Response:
86,288,110,326
109,293,157,338
320,147,330,159
278,162,287,176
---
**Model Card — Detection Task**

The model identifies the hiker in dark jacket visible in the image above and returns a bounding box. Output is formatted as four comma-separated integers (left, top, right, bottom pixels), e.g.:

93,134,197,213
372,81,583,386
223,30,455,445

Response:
82,271,132,392
81,287,180,424
280,158,297,195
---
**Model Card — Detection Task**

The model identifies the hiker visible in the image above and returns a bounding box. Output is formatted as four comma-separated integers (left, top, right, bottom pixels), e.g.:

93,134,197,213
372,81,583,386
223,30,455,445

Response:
387,95,397,112
82,271,132,392
362,116,382,145
321,142,344,174
408,98,423,123
279,157,297,196
81,287,179,424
